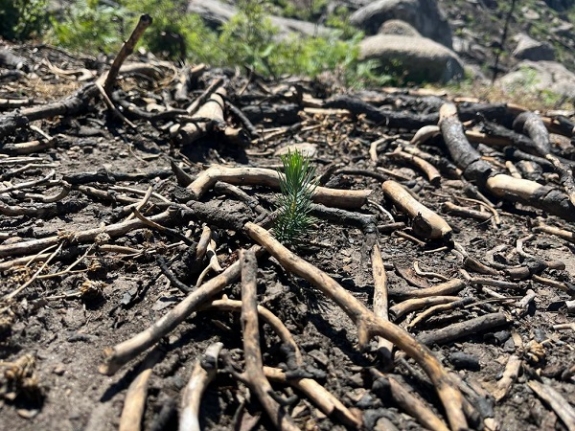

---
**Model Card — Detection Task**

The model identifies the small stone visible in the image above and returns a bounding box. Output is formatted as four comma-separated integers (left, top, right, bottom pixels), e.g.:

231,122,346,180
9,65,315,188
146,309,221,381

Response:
52,363,66,375
274,143,317,158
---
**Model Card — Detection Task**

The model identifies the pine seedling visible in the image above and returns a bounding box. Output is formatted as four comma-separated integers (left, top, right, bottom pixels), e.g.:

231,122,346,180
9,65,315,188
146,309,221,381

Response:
274,151,317,245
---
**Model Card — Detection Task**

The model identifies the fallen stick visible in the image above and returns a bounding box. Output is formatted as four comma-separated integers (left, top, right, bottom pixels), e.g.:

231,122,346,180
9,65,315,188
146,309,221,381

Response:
245,222,469,431
410,124,441,145
175,86,227,147
186,77,224,114
388,150,442,186
179,343,223,431
389,296,461,320
382,180,452,241
238,249,298,431
200,300,353,426
263,366,362,428
0,209,174,259
439,103,575,221
417,312,509,346
528,380,575,431
99,252,249,375
442,201,492,222
514,111,575,206
99,14,153,95
188,166,371,209
0,84,99,141
199,298,302,364
533,275,575,295
119,346,163,431
371,244,393,363
493,355,522,402
371,370,449,431
533,222,575,243
389,278,465,299
400,142,461,180
407,297,474,330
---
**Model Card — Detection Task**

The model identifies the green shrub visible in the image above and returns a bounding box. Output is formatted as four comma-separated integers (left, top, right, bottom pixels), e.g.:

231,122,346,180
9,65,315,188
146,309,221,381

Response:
0,0,48,41
219,0,279,75
269,0,328,21
124,0,221,62
46,0,392,87
49,0,222,62
50,0,127,53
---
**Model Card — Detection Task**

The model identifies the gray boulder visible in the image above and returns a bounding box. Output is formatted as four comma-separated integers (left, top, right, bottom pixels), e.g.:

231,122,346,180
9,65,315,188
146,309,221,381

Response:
512,34,555,62
378,19,421,37
552,22,574,38
359,34,464,83
497,61,575,99
350,0,452,48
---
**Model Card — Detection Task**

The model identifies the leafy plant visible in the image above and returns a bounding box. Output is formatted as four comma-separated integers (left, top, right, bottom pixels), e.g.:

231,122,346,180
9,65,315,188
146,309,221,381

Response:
0,0,48,41
45,0,394,87
269,0,327,21
219,0,279,75
128,0,221,62
49,0,127,53
274,151,317,245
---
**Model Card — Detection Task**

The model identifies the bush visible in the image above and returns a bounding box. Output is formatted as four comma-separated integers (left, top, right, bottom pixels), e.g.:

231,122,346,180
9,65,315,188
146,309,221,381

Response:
0,0,48,41
46,0,388,87
50,0,127,53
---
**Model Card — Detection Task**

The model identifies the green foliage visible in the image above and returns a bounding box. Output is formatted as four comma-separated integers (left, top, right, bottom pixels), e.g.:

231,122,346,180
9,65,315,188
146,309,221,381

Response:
219,0,279,75
324,6,358,39
215,1,378,85
274,151,317,246
269,0,327,21
353,59,396,87
45,0,393,87
50,0,126,53
124,0,220,62
49,0,221,62
0,0,48,41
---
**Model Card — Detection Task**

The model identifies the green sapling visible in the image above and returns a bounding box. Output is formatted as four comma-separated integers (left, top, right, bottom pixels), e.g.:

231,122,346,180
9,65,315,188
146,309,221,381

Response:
273,150,317,245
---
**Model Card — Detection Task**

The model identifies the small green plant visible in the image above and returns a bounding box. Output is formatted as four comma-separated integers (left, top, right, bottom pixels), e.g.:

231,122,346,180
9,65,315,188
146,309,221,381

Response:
274,151,317,245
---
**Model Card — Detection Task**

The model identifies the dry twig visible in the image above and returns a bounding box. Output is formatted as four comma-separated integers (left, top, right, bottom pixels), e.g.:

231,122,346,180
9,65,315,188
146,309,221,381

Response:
187,166,371,209
245,222,469,431
99,251,253,375
237,249,298,431
180,343,223,431
119,346,163,431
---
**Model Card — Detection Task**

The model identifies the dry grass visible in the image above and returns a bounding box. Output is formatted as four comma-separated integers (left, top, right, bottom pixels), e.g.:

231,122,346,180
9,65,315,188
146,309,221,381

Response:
25,77,81,101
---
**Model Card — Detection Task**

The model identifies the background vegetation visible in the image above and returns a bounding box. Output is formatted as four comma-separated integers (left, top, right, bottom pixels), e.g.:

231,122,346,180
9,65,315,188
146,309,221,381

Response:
1,0,575,106
0,0,390,87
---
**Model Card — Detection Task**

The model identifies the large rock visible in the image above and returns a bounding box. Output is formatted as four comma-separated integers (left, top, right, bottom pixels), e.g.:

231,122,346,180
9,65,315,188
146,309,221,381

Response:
497,61,575,99
378,19,421,37
512,34,555,62
186,0,334,39
552,22,574,38
350,0,452,48
359,34,464,83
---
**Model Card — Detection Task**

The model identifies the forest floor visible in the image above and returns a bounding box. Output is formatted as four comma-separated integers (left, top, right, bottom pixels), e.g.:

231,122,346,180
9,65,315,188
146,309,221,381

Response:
1,39,575,431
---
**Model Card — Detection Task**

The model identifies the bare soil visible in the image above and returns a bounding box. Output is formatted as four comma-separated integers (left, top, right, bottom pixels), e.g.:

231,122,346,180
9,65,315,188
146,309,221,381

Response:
1,41,575,431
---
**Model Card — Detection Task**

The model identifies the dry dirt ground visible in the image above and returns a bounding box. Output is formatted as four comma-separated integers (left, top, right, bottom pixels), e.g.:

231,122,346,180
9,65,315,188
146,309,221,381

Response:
1,41,575,431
